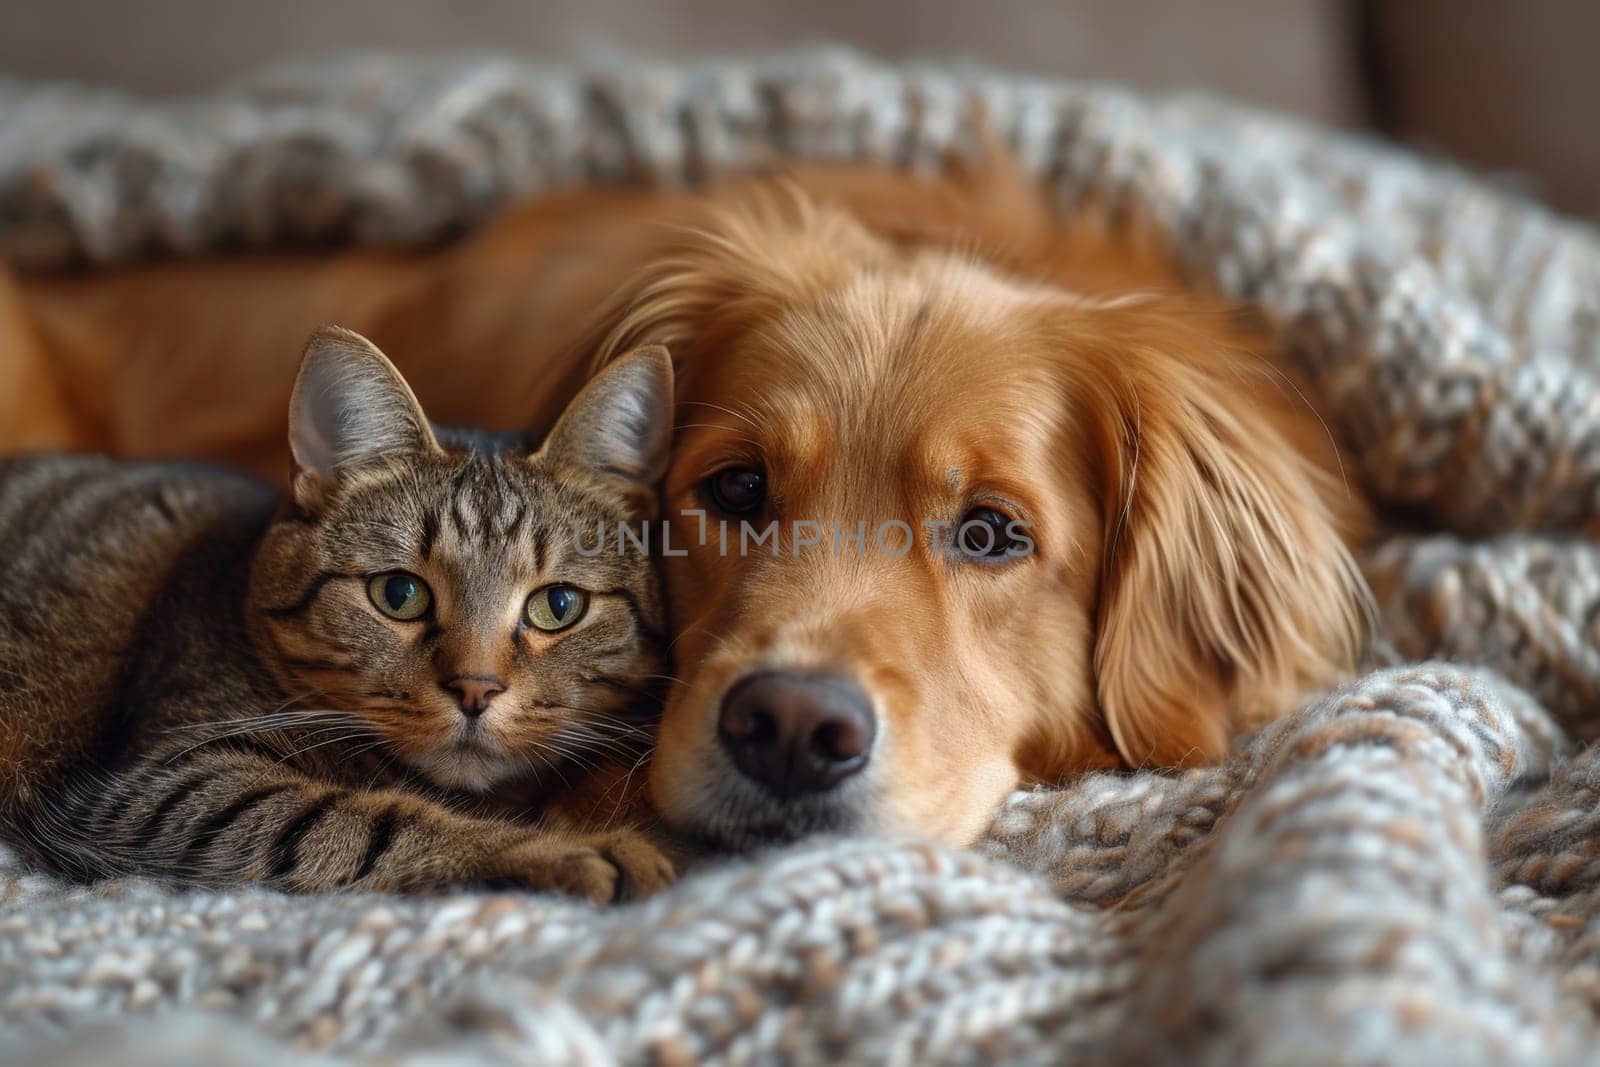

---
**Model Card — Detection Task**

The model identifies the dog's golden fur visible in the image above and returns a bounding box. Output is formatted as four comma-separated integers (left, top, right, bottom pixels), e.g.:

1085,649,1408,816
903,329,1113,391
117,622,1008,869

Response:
0,162,1371,848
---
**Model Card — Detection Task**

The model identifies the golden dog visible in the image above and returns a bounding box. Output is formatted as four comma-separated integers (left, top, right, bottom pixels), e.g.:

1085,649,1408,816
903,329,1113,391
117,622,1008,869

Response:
0,163,1370,848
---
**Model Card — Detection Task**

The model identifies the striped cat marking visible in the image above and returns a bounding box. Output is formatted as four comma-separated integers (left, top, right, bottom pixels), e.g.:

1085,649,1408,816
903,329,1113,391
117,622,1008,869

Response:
0,327,675,900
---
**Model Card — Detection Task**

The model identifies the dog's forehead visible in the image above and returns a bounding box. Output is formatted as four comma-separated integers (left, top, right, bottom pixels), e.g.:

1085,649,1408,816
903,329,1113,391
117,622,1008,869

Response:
793,357,1057,450
671,253,1071,492
749,277,1054,413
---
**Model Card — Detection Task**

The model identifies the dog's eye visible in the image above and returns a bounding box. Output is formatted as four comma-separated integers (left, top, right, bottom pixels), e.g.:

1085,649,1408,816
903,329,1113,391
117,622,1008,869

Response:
706,467,765,515
956,507,1027,561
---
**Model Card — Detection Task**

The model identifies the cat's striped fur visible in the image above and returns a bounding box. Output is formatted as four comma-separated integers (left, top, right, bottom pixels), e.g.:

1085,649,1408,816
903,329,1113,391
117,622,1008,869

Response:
0,327,676,900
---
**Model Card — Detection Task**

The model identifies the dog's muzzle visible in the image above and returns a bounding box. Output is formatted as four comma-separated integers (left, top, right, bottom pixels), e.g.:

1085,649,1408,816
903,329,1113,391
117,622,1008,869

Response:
716,671,876,800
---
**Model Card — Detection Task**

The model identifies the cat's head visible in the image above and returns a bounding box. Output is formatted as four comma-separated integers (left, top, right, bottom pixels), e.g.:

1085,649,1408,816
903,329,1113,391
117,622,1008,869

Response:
250,326,673,793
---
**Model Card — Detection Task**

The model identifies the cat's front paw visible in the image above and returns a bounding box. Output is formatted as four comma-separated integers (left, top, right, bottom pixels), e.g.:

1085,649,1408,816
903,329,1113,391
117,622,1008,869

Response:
493,829,676,903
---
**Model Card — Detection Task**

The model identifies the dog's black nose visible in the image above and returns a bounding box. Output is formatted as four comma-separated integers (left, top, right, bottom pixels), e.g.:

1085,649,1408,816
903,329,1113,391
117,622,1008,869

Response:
717,672,876,799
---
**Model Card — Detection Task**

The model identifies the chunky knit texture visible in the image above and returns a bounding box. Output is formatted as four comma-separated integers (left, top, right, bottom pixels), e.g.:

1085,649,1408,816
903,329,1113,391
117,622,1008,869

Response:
5,48,1600,1064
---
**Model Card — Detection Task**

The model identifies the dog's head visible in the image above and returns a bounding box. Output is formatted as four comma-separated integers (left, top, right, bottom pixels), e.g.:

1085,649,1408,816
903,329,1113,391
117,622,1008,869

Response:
595,185,1368,849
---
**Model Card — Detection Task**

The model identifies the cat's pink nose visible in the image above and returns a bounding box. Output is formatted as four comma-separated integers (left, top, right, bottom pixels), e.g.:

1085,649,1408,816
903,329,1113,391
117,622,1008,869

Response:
444,675,506,717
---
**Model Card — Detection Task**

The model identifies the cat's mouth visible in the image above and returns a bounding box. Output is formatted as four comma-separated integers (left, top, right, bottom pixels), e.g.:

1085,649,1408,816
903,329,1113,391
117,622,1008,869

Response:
412,736,516,793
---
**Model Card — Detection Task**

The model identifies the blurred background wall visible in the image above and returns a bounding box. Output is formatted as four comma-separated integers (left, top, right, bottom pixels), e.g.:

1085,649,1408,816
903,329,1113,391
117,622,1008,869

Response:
3,0,1594,217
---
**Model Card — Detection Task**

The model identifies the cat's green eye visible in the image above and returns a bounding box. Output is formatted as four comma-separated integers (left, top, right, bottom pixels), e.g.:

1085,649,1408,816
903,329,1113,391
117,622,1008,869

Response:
367,572,432,621
526,584,588,632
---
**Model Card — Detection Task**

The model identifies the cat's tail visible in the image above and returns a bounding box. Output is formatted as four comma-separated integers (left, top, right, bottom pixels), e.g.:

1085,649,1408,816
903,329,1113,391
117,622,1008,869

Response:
0,757,135,882
0,666,100,875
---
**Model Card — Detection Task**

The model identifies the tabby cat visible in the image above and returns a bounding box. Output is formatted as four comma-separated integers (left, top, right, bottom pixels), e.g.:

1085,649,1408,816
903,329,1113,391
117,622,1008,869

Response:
0,326,676,901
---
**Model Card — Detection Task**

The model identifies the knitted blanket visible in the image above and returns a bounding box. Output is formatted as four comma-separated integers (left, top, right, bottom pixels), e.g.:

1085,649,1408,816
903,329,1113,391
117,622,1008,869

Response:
5,49,1600,1064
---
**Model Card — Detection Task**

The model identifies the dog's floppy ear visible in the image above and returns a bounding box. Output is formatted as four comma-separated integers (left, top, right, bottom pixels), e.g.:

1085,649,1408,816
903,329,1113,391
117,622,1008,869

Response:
1075,303,1368,767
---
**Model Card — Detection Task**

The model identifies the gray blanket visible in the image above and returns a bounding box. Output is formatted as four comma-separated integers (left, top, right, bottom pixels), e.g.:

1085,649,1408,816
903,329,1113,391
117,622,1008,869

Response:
4,48,1600,1065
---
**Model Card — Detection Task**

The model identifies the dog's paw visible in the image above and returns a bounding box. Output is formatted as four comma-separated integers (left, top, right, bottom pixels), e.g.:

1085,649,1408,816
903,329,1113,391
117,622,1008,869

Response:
493,829,676,903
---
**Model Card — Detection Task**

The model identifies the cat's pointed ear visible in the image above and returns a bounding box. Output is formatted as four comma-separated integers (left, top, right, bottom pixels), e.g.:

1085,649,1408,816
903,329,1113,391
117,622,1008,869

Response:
538,345,674,496
288,326,440,510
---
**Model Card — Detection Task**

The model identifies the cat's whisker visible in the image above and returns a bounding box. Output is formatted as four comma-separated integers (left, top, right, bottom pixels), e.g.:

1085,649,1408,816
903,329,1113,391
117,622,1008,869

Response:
553,730,644,762
163,707,372,761
597,744,656,832
517,748,577,793
166,700,334,732
666,617,713,654
167,696,315,724
168,710,350,735
637,672,689,690
165,708,355,732
576,715,657,736
528,699,640,720
532,712,654,758
271,729,380,766
564,734,638,758
338,739,397,771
